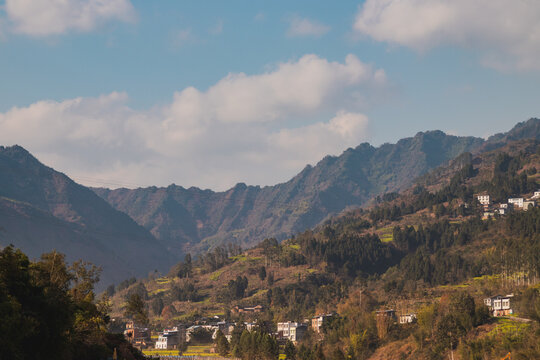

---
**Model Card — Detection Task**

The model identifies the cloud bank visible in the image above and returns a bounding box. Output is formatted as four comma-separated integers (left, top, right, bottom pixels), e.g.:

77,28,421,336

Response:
4,0,136,36
0,54,385,190
354,0,540,71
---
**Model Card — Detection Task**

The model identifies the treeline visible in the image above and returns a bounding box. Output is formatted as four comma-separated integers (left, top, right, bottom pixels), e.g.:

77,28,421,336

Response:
0,246,144,360
267,273,345,321
295,231,399,277
494,207,540,282
393,218,488,286
481,152,538,202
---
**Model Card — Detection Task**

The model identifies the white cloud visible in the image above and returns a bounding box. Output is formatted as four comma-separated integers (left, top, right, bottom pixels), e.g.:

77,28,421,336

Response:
354,0,540,71
4,0,136,36
287,16,330,37
0,54,383,190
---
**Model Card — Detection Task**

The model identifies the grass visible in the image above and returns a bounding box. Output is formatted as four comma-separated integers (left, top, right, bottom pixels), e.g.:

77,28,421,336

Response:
150,288,169,295
156,277,172,284
378,226,394,243
209,269,224,281
143,349,180,356
230,254,247,262
489,318,530,339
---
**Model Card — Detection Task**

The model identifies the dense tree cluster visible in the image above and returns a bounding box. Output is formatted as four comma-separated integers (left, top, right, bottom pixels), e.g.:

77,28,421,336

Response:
296,232,398,277
171,281,200,302
231,330,279,360
0,246,144,360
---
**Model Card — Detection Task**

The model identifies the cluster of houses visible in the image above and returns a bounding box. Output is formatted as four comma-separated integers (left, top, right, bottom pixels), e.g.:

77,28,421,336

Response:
124,295,516,350
123,312,340,350
477,191,539,219
123,309,425,350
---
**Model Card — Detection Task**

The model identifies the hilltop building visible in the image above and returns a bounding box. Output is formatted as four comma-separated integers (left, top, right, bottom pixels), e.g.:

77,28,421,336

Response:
484,295,514,317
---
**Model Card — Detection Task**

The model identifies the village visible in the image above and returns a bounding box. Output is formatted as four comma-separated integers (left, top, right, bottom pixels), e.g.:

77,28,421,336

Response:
117,190,540,356
123,291,517,354
477,190,540,219
123,308,336,352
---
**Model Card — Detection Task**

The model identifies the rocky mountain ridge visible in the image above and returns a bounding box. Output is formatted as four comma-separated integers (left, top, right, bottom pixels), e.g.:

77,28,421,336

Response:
94,118,540,254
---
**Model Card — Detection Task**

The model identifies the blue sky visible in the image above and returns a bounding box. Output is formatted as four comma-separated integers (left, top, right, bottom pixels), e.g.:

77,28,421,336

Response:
0,0,539,190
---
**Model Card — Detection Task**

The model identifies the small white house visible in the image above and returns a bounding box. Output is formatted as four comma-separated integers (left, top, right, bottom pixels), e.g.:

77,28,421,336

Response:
508,198,524,208
399,314,417,324
531,191,540,199
477,194,491,206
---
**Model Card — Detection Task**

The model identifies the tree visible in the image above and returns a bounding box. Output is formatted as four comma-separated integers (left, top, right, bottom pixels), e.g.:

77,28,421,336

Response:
215,329,230,356
0,245,145,360
151,297,164,316
259,266,267,282
190,327,213,344
267,272,275,286
285,340,296,360
123,293,149,325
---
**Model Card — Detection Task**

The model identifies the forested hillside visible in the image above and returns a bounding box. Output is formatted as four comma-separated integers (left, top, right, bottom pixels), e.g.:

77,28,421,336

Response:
107,138,540,359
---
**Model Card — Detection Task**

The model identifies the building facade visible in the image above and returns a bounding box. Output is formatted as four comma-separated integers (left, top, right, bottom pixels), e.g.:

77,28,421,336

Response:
277,322,307,342
484,295,513,316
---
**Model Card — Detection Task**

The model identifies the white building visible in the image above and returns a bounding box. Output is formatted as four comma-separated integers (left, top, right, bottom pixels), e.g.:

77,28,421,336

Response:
531,191,540,199
484,295,513,317
155,327,183,349
508,198,524,208
277,322,307,342
477,194,491,206
398,314,417,324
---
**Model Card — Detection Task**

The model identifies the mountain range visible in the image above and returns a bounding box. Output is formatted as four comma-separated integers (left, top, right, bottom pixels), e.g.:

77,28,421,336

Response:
1,118,539,286
93,118,540,255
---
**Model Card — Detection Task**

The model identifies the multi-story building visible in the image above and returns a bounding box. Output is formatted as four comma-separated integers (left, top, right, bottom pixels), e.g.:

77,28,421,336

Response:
508,198,524,208
155,327,185,350
484,295,513,316
277,322,307,342
477,194,491,206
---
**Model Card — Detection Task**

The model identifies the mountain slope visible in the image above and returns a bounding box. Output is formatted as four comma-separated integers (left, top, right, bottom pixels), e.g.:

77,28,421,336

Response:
0,146,175,287
94,126,502,254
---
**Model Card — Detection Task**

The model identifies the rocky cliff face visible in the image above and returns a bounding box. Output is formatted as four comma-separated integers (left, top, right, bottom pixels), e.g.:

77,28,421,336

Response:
94,129,491,254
